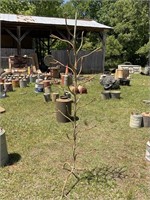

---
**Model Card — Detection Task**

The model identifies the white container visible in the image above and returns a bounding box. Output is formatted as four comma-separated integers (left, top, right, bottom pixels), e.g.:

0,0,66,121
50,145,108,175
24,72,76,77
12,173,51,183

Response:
129,113,143,128
145,141,150,162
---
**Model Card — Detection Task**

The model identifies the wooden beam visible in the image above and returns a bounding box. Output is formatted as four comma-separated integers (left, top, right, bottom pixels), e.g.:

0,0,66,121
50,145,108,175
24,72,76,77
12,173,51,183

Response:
99,32,107,73
5,27,31,55
17,26,21,55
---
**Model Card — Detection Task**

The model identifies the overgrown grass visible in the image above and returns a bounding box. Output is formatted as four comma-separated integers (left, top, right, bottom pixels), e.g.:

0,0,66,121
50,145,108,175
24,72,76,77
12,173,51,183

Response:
0,74,150,199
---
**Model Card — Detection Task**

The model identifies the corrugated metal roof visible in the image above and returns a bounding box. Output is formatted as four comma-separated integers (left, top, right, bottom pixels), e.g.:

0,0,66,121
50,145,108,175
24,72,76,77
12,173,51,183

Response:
0,13,112,30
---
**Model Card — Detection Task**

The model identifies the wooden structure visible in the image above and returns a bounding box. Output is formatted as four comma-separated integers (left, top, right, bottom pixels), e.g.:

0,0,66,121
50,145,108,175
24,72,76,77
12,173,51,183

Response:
0,13,112,73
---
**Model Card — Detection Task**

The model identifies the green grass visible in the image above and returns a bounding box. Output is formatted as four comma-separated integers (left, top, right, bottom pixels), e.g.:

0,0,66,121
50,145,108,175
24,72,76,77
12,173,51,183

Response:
0,74,150,200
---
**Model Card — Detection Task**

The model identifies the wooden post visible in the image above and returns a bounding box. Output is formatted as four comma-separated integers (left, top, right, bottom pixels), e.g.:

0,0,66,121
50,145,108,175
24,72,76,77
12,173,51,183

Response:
17,26,21,55
99,31,107,73
5,27,30,56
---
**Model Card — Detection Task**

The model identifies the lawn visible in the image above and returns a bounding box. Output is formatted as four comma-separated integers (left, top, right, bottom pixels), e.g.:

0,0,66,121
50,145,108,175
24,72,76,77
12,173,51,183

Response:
0,73,150,200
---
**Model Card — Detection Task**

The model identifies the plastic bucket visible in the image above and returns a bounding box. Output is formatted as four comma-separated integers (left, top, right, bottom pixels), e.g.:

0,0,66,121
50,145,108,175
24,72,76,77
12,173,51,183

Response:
35,83,44,93
129,113,143,128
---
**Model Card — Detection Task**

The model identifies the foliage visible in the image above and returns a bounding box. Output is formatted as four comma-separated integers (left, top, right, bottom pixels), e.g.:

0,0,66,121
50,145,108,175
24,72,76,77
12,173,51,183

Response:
136,41,150,60
0,0,35,15
105,35,123,68
0,0,64,17
98,0,149,67
61,0,102,19
30,0,63,17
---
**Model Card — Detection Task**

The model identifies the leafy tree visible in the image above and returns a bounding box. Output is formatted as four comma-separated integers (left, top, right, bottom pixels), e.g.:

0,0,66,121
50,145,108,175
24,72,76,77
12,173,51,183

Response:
0,0,35,15
30,0,63,17
98,0,149,67
0,0,64,17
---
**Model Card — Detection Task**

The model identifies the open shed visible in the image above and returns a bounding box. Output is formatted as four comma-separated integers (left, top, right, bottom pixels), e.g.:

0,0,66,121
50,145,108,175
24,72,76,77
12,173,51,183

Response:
0,13,112,73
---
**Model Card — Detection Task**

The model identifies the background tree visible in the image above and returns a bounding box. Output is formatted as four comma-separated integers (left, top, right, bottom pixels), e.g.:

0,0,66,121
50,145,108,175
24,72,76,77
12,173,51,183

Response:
30,0,63,17
98,0,149,67
0,0,35,15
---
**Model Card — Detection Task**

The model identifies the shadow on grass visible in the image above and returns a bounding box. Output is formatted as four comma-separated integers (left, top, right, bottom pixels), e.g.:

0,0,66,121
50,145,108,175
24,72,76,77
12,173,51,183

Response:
65,165,127,196
80,166,127,183
7,153,21,166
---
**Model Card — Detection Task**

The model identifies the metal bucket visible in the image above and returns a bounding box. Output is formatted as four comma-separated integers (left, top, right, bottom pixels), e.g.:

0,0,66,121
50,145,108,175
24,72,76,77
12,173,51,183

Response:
110,90,121,99
61,74,72,86
43,93,51,102
0,83,4,92
142,112,150,127
12,79,19,88
0,128,8,167
51,92,59,102
56,98,73,123
4,82,13,92
19,79,27,88
129,113,143,128
145,141,150,162
44,86,51,94
30,75,37,83
101,91,111,100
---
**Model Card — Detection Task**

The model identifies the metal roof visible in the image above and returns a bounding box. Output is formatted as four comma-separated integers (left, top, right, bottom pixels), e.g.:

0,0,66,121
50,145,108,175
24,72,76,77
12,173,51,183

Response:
0,13,112,30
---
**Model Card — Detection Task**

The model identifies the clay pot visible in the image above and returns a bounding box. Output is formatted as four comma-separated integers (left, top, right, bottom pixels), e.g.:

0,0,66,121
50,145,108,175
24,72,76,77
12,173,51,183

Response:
78,85,87,94
69,86,79,94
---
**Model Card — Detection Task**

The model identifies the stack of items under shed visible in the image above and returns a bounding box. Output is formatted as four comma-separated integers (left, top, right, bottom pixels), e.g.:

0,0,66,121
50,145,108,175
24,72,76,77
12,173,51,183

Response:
0,55,62,97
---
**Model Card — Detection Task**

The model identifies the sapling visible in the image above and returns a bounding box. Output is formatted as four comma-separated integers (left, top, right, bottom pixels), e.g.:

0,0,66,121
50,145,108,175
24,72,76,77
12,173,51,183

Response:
50,12,101,199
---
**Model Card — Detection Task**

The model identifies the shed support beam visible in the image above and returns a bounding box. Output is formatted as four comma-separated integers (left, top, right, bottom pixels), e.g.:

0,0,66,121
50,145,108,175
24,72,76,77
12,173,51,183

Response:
99,31,107,73
5,27,30,55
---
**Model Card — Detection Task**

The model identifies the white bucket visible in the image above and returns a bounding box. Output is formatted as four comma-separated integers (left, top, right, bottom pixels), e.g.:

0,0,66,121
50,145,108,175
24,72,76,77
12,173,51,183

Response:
35,83,44,93
145,141,150,162
129,113,143,128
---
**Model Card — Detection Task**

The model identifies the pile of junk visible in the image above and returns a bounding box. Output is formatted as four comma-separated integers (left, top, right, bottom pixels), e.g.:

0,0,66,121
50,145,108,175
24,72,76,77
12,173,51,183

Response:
100,68,130,90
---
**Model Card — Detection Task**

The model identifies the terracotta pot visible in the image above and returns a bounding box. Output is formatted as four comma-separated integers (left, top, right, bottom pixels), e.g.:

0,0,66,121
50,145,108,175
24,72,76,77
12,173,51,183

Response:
78,85,87,94
69,86,79,94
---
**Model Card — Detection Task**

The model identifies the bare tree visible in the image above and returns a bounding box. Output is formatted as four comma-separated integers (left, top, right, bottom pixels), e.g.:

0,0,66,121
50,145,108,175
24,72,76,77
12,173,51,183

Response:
50,12,101,199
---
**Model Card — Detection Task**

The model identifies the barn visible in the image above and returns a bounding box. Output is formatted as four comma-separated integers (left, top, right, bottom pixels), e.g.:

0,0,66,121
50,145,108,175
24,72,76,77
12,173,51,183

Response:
0,13,112,73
